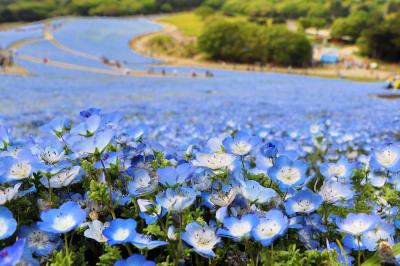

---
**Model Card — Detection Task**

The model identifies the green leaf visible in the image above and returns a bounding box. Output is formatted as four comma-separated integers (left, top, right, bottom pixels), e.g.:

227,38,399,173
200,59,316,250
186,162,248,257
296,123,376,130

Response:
96,245,121,266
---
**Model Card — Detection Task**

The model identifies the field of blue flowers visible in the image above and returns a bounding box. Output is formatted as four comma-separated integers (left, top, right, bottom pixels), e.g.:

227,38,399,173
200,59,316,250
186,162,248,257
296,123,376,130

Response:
1,18,400,266
0,107,400,266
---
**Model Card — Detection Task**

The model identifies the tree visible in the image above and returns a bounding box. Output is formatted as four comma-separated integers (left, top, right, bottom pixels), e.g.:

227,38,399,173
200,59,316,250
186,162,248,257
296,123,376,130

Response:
198,20,249,62
299,17,327,30
357,17,400,61
329,0,349,19
198,20,312,66
330,11,377,42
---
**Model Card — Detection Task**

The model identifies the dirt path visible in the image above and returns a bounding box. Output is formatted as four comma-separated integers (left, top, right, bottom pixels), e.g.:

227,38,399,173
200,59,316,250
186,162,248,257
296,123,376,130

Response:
2,22,200,78
130,20,391,82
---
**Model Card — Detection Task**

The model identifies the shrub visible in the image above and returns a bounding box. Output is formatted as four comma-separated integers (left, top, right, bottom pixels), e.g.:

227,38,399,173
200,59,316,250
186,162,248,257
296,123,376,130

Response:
198,20,312,66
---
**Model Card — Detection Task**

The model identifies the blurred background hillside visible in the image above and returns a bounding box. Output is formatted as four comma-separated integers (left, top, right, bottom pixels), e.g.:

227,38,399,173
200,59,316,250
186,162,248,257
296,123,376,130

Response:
1,0,400,80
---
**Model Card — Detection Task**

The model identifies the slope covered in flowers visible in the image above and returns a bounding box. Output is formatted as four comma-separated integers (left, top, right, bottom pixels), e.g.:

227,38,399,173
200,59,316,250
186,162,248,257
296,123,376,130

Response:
1,17,400,266
0,108,400,265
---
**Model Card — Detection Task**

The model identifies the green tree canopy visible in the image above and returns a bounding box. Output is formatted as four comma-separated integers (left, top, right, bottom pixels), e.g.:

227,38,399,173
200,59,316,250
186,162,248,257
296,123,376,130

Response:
198,19,312,66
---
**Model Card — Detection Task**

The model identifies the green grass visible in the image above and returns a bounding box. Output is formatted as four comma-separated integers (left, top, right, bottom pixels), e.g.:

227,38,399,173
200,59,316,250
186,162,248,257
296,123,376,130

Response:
157,11,247,37
157,12,204,37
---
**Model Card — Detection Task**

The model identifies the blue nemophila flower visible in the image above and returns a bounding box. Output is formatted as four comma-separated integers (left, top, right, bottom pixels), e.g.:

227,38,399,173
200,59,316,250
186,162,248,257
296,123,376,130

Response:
260,141,281,158
0,238,25,266
83,220,109,243
70,114,101,136
366,172,387,188
69,129,114,155
320,157,355,182
318,181,354,204
297,226,319,249
18,224,60,256
37,201,86,234
114,254,155,266
209,185,238,207
181,222,220,258
131,234,168,250
35,138,65,165
102,218,137,245
239,180,277,204
127,168,158,197
336,213,380,236
389,173,400,191
190,168,213,191
217,214,259,241
0,183,21,205
192,152,236,170
326,242,354,266
284,189,323,216
267,156,308,190
361,221,395,251
370,143,400,172
0,206,17,240
137,199,165,225
251,209,288,247
305,214,327,233
343,235,367,250
156,163,194,187
40,166,81,189
222,131,259,156
156,187,199,212
41,117,71,136
0,154,34,183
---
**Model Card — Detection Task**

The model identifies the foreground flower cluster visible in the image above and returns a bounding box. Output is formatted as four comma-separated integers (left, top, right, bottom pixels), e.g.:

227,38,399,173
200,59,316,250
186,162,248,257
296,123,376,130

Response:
0,108,400,266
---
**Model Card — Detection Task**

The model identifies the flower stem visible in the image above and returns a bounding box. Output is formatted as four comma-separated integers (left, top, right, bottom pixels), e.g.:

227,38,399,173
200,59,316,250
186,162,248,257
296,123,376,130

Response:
64,234,69,256
100,158,116,219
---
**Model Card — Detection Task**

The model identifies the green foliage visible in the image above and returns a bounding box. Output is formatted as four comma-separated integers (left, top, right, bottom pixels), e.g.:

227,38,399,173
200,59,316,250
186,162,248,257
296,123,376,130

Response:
299,17,328,30
147,34,198,57
194,5,215,19
0,0,203,22
88,179,109,204
151,151,173,169
198,19,312,66
268,244,340,266
331,11,379,42
143,223,166,238
96,245,121,266
46,250,74,266
357,15,400,61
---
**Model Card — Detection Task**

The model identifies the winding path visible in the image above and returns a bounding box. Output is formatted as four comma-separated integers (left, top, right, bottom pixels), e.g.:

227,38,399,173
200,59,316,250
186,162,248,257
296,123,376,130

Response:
4,20,204,78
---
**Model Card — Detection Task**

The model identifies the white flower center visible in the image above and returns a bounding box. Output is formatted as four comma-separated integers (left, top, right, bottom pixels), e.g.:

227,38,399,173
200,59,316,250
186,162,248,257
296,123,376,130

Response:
0,218,8,237
255,220,281,238
376,149,398,167
327,164,346,177
40,147,63,164
52,215,76,232
277,167,301,184
137,175,151,188
9,161,31,179
343,221,368,235
200,153,235,169
210,189,237,207
292,200,314,212
28,230,50,247
191,228,217,249
231,141,251,155
113,229,130,241
230,221,252,237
